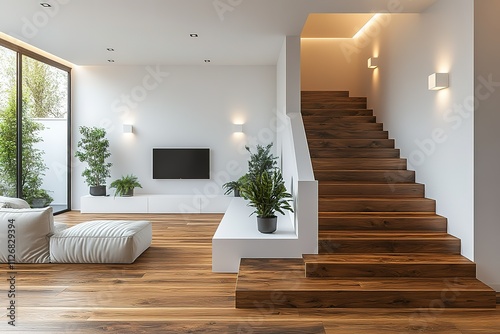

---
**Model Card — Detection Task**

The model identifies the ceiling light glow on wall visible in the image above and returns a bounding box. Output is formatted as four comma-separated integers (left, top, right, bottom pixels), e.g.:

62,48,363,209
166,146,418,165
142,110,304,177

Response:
123,124,133,134
428,73,449,90
368,57,378,69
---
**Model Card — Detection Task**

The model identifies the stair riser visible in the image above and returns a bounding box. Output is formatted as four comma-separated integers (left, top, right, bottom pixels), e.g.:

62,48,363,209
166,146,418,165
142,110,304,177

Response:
236,291,495,308
318,240,460,254
315,171,415,182
306,130,389,139
301,91,349,99
313,159,406,170
302,109,373,117
319,200,435,212
319,217,447,232
304,116,376,123
319,184,424,197
308,139,394,149
305,123,383,131
310,149,400,159
302,101,367,110
302,97,366,102
305,264,476,278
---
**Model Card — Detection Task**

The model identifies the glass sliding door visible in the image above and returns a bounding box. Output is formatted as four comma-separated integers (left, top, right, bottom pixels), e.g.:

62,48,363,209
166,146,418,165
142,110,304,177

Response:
21,55,69,212
0,45,18,198
0,39,71,213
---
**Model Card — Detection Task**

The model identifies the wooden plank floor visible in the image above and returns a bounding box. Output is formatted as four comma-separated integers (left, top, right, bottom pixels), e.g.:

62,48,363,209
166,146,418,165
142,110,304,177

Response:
1,211,498,333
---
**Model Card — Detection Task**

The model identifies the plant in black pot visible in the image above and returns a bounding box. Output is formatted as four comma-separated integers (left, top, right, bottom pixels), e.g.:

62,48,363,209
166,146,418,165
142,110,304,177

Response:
240,168,293,233
75,126,112,196
240,143,293,233
222,174,249,197
28,189,54,208
110,174,142,197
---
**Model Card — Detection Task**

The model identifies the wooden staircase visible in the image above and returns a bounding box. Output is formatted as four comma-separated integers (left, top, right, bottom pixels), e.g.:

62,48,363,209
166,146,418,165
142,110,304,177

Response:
235,91,496,309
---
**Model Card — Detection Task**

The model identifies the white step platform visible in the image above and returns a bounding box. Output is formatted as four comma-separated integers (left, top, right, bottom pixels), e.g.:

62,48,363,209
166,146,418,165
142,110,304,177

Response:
212,197,302,273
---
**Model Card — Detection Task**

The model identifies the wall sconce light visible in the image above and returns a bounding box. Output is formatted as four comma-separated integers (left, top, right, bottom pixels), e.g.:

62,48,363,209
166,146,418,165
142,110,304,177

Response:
232,124,244,134
368,57,378,69
428,73,449,90
123,124,133,133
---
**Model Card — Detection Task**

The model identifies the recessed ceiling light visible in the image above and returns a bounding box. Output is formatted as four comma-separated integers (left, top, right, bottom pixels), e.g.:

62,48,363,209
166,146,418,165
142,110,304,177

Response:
204,59,211,63
40,2,51,7
190,33,199,38
106,48,115,52
108,59,115,63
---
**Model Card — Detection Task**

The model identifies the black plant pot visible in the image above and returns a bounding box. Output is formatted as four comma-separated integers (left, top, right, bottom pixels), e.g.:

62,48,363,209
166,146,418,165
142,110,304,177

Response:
234,189,240,197
31,198,46,208
257,216,277,234
89,185,106,196
122,189,134,197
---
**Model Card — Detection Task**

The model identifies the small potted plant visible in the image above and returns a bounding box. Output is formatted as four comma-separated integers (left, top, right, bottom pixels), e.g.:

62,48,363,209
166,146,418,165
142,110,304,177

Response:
28,189,54,208
222,174,249,197
110,174,142,197
75,126,112,196
240,168,293,233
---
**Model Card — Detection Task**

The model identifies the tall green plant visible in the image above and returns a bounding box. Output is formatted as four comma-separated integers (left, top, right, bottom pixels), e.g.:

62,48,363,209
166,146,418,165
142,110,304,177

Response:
0,90,51,205
75,126,112,187
245,143,277,179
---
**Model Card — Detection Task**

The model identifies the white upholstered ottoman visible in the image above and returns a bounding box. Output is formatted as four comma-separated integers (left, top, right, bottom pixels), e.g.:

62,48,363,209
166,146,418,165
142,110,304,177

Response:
50,220,152,264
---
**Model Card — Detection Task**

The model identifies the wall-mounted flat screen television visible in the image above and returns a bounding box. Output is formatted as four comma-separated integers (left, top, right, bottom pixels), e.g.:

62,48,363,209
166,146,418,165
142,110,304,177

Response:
152,148,210,179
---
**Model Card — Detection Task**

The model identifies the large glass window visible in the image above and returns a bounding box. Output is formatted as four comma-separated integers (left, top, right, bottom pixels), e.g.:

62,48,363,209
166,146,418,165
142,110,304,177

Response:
0,41,71,213
0,46,18,199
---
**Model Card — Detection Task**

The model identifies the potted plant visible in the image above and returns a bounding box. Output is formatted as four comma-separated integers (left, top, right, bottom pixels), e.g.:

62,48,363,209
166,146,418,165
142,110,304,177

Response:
240,168,293,233
110,174,142,197
28,189,54,208
222,174,249,197
239,142,293,233
75,126,112,196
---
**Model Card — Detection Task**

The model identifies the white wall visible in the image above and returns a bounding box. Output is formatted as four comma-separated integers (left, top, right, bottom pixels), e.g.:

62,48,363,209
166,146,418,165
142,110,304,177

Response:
474,0,500,291
72,65,276,209
301,38,363,95
358,1,475,259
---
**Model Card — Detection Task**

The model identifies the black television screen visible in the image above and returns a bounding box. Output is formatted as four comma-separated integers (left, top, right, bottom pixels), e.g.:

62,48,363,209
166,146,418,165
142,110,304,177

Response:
153,148,210,179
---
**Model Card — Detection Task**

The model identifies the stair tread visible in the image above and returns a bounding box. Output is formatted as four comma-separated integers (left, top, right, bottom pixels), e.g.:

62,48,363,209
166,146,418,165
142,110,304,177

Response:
319,212,445,217
237,259,492,291
302,108,373,111
302,253,473,264
319,231,459,240
319,198,435,202
319,181,419,184
312,158,405,161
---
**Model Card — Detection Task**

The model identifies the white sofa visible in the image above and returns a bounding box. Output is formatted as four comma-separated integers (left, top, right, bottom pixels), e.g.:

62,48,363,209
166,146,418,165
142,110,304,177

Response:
0,197,152,264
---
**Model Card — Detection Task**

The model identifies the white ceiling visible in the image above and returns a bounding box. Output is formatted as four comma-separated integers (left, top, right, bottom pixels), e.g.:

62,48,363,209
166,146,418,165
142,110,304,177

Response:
0,0,437,66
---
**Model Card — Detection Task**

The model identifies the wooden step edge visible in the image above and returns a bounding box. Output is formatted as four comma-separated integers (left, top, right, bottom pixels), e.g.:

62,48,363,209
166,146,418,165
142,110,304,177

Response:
302,253,475,264
318,212,447,217
236,277,495,292
317,198,436,202
317,232,460,240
